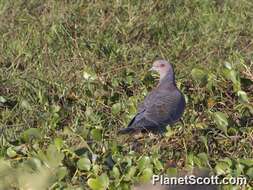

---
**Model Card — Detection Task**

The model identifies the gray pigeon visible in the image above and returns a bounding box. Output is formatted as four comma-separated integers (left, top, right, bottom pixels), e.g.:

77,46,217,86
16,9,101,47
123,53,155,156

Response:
118,60,185,134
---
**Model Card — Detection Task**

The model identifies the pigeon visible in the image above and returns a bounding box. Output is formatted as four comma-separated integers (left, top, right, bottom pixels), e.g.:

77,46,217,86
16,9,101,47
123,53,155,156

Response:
118,60,185,134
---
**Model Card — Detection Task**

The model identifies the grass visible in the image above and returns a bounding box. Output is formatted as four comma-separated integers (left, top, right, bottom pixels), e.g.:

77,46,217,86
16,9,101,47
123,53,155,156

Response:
0,0,253,189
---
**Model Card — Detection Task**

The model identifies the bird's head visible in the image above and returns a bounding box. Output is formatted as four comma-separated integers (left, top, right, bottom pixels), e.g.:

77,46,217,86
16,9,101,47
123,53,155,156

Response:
150,60,174,82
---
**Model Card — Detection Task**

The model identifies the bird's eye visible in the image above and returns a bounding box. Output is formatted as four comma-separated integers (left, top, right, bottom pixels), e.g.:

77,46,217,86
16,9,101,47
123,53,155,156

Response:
160,63,165,67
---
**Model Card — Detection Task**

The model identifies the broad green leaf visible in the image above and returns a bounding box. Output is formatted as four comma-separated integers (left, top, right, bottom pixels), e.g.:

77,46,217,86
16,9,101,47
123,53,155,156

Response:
199,136,208,151
6,147,17,158
87,173,109,190
239,159,253,167
24,158,43,170
125,166,136,181
186,153,194,167
166,167,177,176
98,173,109,189
111,166,120,179
227,127,238,136
54,137,63,150
46,144,64,168
235,163,244,176
207,73,217,91
77,157,91,171
237,90,249,103
193,155,202,167
0,96,7,103
165,127,174,137
139,168,153,182
153,158,163,171
111,103,121,115
22,128,41,142
91,129,102,141
197,152,209,166
87,178,104,190
224,69,241,91
56,167,68,181
221,158,232,167
215,162,231,175
191,68,208,85
213,112,228,134
226,70,238,84
138,156,151,171
92,164,100,175
246,168,253,179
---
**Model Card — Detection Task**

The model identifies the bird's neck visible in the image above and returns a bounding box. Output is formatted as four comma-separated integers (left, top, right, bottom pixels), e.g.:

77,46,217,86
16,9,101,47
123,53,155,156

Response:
159,71,175,84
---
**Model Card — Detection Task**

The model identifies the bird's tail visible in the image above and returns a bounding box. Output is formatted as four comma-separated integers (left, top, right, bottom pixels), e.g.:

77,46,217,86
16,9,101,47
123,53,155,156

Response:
118,127,137,134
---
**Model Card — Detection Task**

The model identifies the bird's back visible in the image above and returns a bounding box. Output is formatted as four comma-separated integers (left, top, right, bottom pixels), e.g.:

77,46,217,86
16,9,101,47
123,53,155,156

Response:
143,80,185,127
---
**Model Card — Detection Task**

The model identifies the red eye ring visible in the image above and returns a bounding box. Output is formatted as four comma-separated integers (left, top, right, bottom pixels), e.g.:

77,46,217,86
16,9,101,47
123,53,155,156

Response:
160,63,165,67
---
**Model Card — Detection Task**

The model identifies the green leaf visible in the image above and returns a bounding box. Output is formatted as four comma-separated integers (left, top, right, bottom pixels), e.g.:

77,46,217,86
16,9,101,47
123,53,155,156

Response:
235,163,244,176
215,161,231,175
22,128,41,142
111,166,120,179
224,69,241,91
165,127,174,137
138,156,151,171
77,157,91,171
226,70,238,84
24,157,43,170
111,103,121,115
246,168,253,179
153,158,163,171
213,111,228,134
87,173,109,190
166,167,177,176
87,178,104,190
98,173,109,189
239,159,253,167
0,96,7,103
54,137,63,150
221,158,232,167
197,152,209,166
191,68,208,85
56,167,68,181
6,147,17,158
199,136,208,151
92,164,100,175
91,129,102,141
139,168,153,182
237,90,249,103
125,166,136,181
46,144,64,168
186,153,195,167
